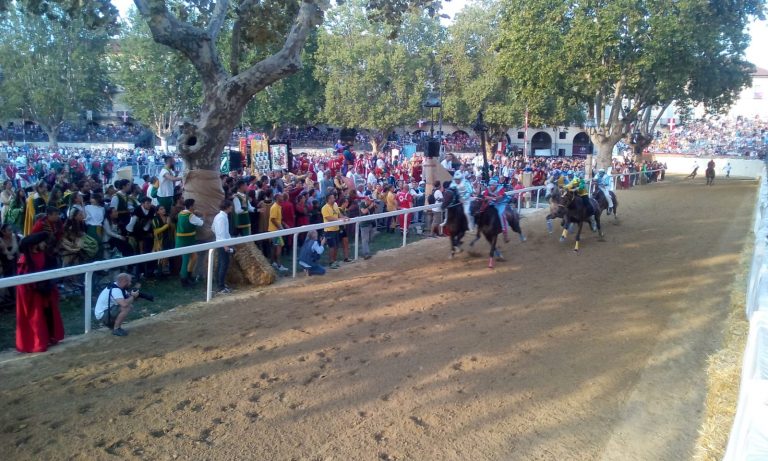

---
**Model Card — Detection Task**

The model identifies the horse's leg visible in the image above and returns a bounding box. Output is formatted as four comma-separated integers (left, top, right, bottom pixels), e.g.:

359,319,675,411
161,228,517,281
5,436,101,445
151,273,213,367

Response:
546,213,554,233
560,226,568,242
574,221,583,252
508,211,526,241
488,233,498,269
469,230,481,247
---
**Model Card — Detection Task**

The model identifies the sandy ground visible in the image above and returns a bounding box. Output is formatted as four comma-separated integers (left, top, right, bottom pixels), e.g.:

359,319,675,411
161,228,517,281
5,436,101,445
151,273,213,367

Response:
0,176,757,461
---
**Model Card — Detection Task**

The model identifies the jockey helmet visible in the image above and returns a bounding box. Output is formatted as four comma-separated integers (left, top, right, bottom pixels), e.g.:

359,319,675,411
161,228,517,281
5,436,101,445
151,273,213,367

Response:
453,171,463,180
567,170,574,176
489,177,499,186
598,168,606,174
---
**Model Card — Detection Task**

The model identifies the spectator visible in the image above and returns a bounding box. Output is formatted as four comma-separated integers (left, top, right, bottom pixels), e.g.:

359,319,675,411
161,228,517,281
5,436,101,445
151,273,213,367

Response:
233,180,254,236
6,188,26,234
16,231,63,353
151,205,173,276
175,198,204,287
157,156,181,212
94,272,140,337
299,230,327,276
103,207,134,260
321,193,344,269
358,195,374,259
268,193,289,272
0,223,19,277
212,199,234,294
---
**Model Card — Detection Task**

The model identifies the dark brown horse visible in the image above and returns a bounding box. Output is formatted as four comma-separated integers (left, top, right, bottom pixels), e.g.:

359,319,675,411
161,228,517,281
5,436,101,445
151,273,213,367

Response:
442,188,468,258
559,189,604,252
593,188,619,222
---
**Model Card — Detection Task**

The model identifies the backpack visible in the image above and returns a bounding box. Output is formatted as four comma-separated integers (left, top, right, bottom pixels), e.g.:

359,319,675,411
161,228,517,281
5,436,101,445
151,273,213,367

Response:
427,191,436,205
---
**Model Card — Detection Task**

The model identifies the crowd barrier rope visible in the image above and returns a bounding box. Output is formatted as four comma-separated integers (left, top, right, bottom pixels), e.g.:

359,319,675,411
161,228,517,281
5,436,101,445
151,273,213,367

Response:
0,168,665,335
724,165,768,461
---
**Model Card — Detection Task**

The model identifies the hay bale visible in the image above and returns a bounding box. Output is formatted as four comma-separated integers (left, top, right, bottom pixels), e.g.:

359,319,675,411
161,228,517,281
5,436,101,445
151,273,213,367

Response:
232,243,277,286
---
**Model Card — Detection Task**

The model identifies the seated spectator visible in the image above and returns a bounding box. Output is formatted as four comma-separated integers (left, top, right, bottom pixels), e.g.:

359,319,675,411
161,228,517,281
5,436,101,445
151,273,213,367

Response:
299,230,326,276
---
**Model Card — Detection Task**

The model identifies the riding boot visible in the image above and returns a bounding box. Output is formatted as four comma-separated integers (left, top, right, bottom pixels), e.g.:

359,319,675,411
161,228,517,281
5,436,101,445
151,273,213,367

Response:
589,215,598,232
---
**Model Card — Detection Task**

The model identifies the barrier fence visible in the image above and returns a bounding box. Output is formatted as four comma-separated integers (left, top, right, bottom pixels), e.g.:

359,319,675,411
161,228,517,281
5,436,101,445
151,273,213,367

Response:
0,168,666,336
724,166,768,460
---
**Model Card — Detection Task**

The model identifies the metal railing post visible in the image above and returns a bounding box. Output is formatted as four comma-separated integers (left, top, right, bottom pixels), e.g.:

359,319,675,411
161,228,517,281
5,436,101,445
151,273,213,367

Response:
292,233,298,278
354,221,360,260
84,271,93,333
206,248,214,302
402,210,408,247
535,189,541,209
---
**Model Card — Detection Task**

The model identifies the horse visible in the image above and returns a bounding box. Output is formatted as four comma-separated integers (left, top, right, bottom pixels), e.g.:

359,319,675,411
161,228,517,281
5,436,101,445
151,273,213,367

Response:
468,198,502,268
705,166,715,186
546,182,569,234
441,188,469,258
559,189,604,252
593,188,619,221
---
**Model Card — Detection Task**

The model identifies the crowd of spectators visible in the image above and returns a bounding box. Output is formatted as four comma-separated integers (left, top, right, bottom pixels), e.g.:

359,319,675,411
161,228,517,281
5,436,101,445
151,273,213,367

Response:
648,116,768,158
1,122,149,144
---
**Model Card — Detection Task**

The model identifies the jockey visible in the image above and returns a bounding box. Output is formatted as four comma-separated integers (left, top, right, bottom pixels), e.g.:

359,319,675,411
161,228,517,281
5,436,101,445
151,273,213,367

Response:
564,176,598,231
453,171,474,231
483,176,511,242
595,168,614,213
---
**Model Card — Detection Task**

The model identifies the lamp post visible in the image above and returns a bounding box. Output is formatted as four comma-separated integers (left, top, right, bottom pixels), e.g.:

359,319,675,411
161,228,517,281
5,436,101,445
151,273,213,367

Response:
473,110,490,182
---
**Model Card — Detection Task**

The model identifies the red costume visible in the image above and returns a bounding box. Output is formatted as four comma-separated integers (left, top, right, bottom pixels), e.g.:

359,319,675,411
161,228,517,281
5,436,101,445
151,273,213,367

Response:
16,251,64,353
396,189,412,229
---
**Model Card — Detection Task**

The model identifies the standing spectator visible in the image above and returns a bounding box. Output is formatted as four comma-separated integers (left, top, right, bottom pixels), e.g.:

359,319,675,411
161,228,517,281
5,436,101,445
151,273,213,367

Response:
212,199,234,294
233,180,254,236
0,223,19,277
268,193,289,272
427,180,443,237
321,193,344,269
85,193,105,257
358,195,374,259
0,180,13,224
151,205,173,276
395,183,413,232
157,156,181,213
132,197,157,278
31,206,63,253
15,232,64,353
384,185,397,233
110,179,133,231
6,188,26,234
176,199,204,287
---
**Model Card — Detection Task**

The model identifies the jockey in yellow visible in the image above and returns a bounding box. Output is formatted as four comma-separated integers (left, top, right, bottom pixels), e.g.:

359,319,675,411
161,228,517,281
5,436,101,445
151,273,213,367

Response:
564,175,598,232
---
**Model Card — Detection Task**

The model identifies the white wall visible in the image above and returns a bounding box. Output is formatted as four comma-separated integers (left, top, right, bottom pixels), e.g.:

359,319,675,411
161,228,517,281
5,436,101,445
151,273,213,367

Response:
0,141,136,150
653,155,764,178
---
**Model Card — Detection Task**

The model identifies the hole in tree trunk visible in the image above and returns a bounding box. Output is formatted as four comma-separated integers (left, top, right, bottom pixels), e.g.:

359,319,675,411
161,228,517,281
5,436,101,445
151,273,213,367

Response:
186,136,197,147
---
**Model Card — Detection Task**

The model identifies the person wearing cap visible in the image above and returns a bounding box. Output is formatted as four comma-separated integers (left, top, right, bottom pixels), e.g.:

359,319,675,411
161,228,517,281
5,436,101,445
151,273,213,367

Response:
16,231,64,353
483,177,512,242
595,168,614,213
233,180,255,236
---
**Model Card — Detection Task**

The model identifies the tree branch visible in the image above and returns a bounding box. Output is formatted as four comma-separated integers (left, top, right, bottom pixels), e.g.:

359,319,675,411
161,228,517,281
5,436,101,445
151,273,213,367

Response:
233,0,326,97
207,0,230,42
133,0,227,88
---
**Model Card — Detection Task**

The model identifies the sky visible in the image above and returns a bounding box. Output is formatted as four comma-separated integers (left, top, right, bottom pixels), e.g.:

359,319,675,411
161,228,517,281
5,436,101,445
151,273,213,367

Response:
111,0,768,70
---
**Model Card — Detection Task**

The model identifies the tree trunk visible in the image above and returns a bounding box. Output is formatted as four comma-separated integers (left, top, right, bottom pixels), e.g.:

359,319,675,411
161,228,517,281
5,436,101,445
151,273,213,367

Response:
177,84,275,285
44,126,60,150
370,137,381,155
594,140,615,169
160,135,169,153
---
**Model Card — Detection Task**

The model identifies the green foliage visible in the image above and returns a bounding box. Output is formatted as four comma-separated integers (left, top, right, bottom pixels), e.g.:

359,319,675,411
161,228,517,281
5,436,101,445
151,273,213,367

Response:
0,3,110,141
315,0,439,145
112,8,202,142
0,0,119,32
241,31,324,133
497,0,764,126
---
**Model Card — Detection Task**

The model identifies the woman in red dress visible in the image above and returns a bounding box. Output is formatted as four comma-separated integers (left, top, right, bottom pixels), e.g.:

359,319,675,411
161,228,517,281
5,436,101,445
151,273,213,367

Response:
16,231,64,353
396,183,413,231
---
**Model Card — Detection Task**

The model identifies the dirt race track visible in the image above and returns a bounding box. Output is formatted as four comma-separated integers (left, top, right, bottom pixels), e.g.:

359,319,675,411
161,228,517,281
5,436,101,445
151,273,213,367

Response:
0,177,757,461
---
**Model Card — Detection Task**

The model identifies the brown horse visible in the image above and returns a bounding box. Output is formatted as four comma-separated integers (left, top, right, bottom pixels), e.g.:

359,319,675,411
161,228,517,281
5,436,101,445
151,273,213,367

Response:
559,189,604,252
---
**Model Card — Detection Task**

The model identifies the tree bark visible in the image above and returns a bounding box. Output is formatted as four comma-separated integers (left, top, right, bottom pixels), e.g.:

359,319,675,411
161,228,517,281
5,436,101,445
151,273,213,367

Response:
370,137,381,154
43,125,60,150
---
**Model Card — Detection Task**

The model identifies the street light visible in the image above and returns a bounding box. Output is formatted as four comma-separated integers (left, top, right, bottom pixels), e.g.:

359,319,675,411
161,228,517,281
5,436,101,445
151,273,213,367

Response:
472,109,490,182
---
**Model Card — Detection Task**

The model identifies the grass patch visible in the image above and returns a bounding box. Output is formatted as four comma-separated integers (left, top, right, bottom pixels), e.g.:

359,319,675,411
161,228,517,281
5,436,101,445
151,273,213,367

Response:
692,237,752,460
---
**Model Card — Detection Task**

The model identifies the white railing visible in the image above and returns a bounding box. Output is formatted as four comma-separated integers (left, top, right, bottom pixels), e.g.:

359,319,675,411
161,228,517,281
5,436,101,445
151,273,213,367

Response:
0,167,666,335
724,166,768,461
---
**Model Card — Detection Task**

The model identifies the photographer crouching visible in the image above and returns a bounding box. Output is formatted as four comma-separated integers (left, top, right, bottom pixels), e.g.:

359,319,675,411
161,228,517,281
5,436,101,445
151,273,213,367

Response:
94,272,153,337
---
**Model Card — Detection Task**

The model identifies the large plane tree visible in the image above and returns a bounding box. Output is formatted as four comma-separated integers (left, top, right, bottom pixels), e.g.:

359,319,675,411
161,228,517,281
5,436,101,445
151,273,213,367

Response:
497,0,764,168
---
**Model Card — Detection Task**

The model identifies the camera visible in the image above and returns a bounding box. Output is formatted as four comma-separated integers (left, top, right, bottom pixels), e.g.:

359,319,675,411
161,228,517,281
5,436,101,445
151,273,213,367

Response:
136,291,155,302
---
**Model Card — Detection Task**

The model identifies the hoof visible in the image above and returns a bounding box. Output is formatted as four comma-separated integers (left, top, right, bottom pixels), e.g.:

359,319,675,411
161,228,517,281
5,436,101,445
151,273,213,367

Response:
519,235,527,242
573,249,579,253
559,237,566,243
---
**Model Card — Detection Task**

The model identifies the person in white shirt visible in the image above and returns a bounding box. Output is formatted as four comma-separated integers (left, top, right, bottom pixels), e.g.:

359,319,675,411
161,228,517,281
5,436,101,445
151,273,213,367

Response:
212,199,234,294
94,272,138,337
158,156,181,212
428,180,444,237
